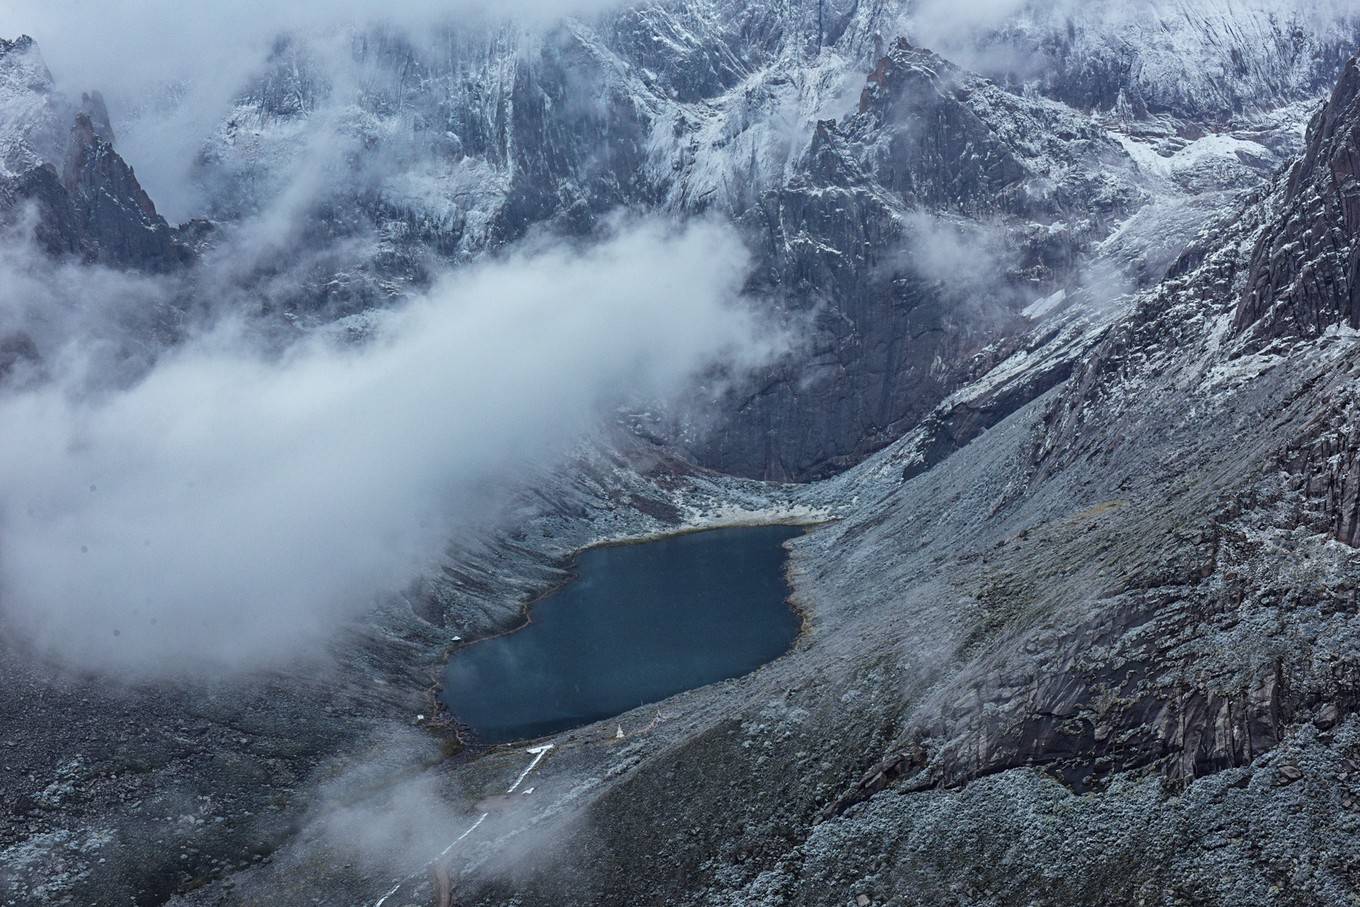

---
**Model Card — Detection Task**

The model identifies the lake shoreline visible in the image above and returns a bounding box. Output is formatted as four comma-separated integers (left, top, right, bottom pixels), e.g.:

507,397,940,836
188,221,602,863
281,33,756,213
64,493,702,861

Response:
429,517,829,749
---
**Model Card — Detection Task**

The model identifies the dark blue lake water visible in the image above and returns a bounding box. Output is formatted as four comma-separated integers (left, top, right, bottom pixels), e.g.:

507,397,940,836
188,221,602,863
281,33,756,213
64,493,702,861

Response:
440,524,805,744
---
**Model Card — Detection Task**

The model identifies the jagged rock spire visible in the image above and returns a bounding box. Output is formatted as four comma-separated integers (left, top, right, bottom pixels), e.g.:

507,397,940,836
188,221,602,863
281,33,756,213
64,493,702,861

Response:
1235,55,1360,338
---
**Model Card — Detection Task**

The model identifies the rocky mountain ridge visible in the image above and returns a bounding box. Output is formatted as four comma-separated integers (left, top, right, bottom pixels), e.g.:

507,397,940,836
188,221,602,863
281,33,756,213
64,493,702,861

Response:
966,0,1359,122
168,1,1360,479
1236,54,1360,340
4,5,1356,479
0,37,193,270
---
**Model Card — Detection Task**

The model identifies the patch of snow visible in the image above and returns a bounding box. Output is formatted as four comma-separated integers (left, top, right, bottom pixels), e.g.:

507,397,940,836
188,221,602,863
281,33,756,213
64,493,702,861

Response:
507,743,554,794
672,502,834,533
1023,289,1067,320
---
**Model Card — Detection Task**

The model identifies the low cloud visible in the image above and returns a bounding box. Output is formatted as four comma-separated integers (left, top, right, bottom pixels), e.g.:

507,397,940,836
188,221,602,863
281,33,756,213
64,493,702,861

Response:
0,217,784,677
8,0,631,104
8,0,637,221
0,207,184,390
904,0,1039,58
298,730,588,899
891,211,1022,310
306,731,480,879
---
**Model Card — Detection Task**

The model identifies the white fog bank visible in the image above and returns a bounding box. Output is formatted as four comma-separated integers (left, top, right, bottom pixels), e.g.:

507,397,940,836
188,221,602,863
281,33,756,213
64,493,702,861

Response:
0,219,782,676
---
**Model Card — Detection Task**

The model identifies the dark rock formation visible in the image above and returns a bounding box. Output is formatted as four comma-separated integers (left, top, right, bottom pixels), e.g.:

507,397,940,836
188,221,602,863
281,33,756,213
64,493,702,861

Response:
0,37,193,272
1226,55,1360,551
857,40,1135,225
1235,56,1360,338
492,28,658,245
193,21,1146,481
690,40,1139,480
59,112,192,270
1287,412,1360,548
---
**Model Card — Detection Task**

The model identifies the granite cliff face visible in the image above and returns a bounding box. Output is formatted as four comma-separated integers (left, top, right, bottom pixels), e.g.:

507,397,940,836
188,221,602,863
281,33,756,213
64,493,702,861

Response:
1236,56,1360,339
0,37,192,270
179,1,1352,480
1229,57,1360,557
6,5,1352,478
898,47,1360,805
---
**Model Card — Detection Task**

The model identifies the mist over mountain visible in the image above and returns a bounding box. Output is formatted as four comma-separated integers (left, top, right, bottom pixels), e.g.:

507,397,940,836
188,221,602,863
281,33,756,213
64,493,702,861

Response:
2,2,1360,905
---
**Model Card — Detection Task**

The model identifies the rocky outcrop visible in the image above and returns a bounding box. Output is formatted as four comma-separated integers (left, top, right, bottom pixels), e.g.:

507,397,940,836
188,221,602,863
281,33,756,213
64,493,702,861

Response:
856,40,1138,224
0,36,193,271
1281,390,1360,548
696,118,1022,480
58,111,191,270
1225,54,1360,550
1235,56,1360,338
492,27,657,244
858,42,1029,215
687,39,1142,479
0,35,66,174
190,14,1152,481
